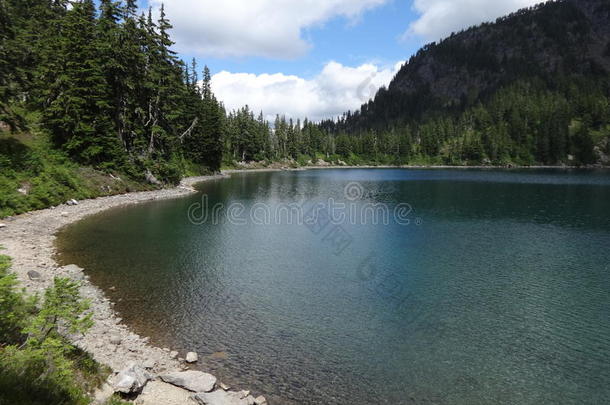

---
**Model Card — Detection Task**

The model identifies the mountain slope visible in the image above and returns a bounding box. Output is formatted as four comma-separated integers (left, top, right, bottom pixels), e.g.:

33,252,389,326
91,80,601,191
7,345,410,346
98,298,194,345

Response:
323,0,610,166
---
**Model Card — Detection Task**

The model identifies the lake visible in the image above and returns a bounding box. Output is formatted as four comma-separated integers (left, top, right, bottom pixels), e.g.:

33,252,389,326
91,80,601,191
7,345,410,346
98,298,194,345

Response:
57,169,610,404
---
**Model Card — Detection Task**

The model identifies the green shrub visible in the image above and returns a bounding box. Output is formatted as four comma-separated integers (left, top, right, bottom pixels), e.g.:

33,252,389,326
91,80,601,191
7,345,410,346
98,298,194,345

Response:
0,252,100,405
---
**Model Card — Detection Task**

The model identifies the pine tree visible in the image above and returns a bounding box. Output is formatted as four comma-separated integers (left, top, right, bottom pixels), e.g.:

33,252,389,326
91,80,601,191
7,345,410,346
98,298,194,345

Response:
43,0,122,167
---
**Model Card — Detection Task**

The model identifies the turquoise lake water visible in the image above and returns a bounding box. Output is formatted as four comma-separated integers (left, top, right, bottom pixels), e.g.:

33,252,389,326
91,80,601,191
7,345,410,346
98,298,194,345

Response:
57,169,610,404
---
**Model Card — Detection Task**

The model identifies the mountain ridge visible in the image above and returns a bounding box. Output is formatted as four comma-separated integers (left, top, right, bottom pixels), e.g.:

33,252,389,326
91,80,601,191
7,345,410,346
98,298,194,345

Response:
320,0,610,166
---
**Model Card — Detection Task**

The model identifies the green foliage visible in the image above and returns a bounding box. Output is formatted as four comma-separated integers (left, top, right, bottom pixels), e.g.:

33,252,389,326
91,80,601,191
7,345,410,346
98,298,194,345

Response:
0,254,35,343
0,132,141,218
1,0,225,187
315,0,610,167
0,251,101,405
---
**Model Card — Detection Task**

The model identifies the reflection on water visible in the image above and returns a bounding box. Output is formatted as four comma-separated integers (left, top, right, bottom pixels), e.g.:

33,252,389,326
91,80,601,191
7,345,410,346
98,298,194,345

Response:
58,169,610,405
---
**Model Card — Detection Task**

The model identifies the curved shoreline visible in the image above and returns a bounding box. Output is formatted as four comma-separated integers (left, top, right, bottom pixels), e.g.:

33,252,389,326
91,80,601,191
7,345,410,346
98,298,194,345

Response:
0,173,260,404
1,165,608,403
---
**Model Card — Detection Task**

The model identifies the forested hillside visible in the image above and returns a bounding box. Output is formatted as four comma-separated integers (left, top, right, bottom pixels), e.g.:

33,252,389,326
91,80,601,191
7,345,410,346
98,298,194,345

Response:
319,0,610,166
2,0,610,218
0,0,235,216
1,0,224,176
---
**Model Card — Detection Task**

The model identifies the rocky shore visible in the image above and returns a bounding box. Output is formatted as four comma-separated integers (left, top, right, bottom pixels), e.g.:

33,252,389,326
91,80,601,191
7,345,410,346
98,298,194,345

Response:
0,174,267,405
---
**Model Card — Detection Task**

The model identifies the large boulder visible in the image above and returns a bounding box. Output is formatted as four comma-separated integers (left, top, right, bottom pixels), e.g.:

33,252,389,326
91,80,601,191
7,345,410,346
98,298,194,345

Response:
112,363,151,395
192,390,255,405
160,370,217,393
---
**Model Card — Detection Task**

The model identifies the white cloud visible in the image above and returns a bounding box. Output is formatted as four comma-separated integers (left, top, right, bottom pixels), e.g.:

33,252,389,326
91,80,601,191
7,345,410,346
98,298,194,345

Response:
407,0,542,41
149,0,387,59
211,61,404,122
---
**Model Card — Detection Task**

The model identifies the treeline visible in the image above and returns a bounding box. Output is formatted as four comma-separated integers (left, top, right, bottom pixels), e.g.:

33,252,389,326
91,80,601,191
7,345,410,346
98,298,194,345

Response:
1,0,223,183
223,107,333,163
318,76,610,166
220,75,610,167
315,0,610,166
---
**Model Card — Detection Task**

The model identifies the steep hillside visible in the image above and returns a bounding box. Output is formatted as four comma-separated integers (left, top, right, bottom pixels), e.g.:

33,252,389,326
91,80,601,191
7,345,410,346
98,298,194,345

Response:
322,0,610,166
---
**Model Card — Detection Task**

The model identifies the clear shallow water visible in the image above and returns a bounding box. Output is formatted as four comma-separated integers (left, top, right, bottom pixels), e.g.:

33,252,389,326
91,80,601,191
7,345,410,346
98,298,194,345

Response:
57,169,610,404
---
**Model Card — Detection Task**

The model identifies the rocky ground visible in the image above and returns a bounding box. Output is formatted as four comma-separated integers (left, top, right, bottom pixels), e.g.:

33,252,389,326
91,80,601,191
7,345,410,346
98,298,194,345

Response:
0,174,267,405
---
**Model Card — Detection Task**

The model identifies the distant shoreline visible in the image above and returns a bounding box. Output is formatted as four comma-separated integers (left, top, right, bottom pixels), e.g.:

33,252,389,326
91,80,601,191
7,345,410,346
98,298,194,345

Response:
228,163,610,172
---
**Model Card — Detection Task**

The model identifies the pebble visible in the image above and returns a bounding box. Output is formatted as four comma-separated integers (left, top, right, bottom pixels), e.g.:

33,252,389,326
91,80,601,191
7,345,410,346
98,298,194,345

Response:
27,270,42,281
143,359,156,369
169,351,179,359
109,334,122,345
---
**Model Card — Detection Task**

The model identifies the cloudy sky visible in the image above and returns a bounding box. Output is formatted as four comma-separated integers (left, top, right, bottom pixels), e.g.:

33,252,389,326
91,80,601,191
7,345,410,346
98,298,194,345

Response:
140,0,541,121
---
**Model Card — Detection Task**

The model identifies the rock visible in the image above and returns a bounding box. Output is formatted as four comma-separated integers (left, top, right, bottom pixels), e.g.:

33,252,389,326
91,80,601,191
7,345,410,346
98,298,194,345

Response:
17,186,28,195
192,390,252,405
66,199,79,206
137,380,195,405
160,370,217,393
145,170,162,186
27,270,42,281
186,352,198,363
219,383,230,391
253,395,267,405
62,264,85,281
109,335,122,345
143,359,156,370
92,383,114,405
0,223,6,229
169,350,179,359
112,363,151,395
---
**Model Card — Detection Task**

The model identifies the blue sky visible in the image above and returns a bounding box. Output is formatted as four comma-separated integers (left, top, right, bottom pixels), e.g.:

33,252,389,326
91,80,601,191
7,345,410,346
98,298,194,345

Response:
130,0,540,121
179,1,422,78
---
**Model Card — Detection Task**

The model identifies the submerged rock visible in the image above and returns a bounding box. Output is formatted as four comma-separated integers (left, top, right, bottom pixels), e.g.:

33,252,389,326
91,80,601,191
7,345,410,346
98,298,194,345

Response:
160,370,217,393
112,363,151,395
186,352,199,363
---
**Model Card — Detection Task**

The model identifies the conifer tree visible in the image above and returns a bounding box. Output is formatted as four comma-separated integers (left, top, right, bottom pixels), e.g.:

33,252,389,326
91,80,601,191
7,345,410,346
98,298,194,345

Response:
43,0,122,167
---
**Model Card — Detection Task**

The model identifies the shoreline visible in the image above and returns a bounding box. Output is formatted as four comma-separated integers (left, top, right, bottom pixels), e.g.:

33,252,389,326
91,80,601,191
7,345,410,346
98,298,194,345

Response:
1,165,608,403
0,173,267,404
